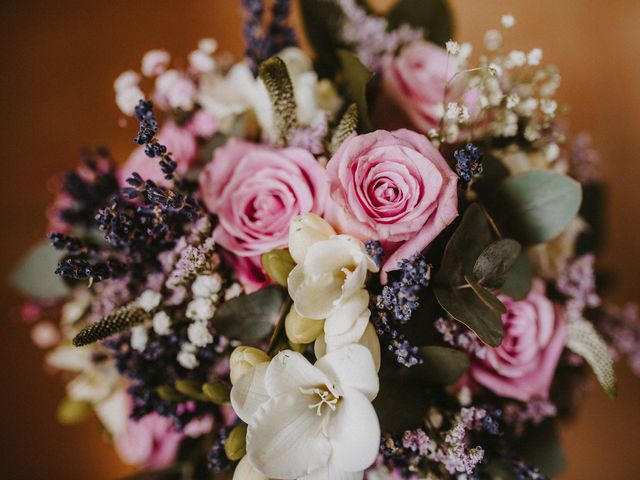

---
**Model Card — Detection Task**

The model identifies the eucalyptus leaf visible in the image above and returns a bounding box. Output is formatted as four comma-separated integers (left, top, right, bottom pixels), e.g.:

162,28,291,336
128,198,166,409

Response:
434,286,503,347
492,170,582,245
337,49,374,131
465,275,507,314
436,203,494,287
299,0,346,76
373,373,430,432
473,239,522,290
514,420,566,477
500,251,533,300
10,241,69,299
213,285,287,343
408,346,470,385
386,0,454,47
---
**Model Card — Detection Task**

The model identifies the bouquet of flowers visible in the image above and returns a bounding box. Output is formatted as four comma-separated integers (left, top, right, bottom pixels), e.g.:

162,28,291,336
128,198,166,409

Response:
12,1,640,478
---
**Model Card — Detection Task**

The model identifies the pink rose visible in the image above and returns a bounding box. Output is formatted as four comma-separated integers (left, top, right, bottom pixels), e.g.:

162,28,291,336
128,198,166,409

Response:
199,139,329,260
114,412,183,470
118,121,198,187
378,41,476,133
325,129,458,273
469,280,567,402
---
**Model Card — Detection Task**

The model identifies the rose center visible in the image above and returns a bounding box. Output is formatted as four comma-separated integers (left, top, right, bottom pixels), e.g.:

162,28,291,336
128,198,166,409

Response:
300,386,340,416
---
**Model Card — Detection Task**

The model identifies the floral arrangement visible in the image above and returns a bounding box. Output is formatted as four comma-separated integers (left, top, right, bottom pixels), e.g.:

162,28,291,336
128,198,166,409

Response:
11,1,640,479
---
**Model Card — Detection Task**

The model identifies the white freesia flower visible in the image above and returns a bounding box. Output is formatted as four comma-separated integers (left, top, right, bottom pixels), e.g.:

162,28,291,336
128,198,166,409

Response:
231,345,380,479
288,214,379,348
233,456,269,480
315,322,381,372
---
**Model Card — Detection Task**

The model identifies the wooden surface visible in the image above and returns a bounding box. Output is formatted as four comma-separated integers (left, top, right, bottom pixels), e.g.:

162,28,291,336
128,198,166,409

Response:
0,1,638,478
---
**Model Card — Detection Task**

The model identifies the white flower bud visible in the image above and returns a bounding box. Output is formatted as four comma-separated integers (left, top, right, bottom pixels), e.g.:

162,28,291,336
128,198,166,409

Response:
288,213,336,264
177,343,199,369
229,346,270,385
188,320,214,347
152,311,172,335
186,297,215,322
137,290,162,312
130,326,149,352
192,273,223,298
285,307,325,345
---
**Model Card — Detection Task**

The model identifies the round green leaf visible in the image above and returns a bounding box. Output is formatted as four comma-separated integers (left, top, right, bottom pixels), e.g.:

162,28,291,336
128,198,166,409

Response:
10,241,69,299
409,346,470,385
496,171,582,245
473,239,522,290
500,251,533,300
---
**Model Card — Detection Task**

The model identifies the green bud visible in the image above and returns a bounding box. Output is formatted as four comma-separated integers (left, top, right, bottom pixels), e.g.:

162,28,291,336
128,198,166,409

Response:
57,397,92,425
175,379,209,401
202,381,231,404
285,306,324,344
230,346,271,384
225,423,248,461
261,249,296,286
156,385,185,402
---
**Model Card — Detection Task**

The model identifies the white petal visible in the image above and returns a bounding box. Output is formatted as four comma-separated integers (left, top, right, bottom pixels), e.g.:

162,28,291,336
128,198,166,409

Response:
315,344,379,401
315,323,380,372
324,290,370,347
289,213,336,264
247,394,331,478
233,456,269,480
265,350,330,397
328,387,381,472
230,362,269,423
94,389,129,436
289,267,343,319
303,237,362,277
300,465,363,480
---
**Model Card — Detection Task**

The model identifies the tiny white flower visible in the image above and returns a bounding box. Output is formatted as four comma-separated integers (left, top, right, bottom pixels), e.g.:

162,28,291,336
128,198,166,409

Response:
446,40,461,56
186,297,216,322
189,50,216,73
506,50,527,68
505,93,520,109
188,320,214,348
113,70,141,92
484,29,502,51
115,86,144,116
527,48,543,66
141,49,170,77
198,38,218,54
544,142,561,162
224,283,243,301
540,98,558,116
137,290,162,312
488,63,502,77
177,343,199,369
501,14,516,29
152,311,172,335
231,345,380,479
30,321,60,349
192,273,223,298
130,326,149,352
478,95,489,109
458,105,470,123
518,98,539,117
445,102,461,120
524,123,541,142
443,123,460,143
459,42,473,61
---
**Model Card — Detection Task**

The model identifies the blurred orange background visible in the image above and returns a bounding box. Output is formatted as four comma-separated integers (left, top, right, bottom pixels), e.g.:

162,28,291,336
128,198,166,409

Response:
1,1,639,478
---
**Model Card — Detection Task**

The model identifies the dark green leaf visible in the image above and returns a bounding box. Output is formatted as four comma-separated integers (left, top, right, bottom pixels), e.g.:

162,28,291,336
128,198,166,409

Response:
514,420,566,477
473,238,522,290
337,49,374,131
386,0,454,47
465,275,507,314
500,251,532,300
10,241,69,299
492,171,582,245
436,203,494,287
434,286,504,347
299,0,346,76
213,286,287,343
373,373,430,432
408,346,470,384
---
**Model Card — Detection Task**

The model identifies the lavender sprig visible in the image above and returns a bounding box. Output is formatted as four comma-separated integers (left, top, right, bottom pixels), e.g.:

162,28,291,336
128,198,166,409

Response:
133,100,177,181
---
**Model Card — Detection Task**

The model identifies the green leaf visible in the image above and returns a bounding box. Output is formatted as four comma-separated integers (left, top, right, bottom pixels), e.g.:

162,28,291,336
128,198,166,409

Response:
492,171,582,245
434,286,504,347
10,241,69,300
337,49,374,131
373,373,430,432
299,0,346,76
500,251,533,300
566,317,617,399
436,203,494,287
408,346,470,384
434,204,504,346
386,0,454,47
213,285,287,343
473,239,522,290
515,420,566,477
261,249,296,287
